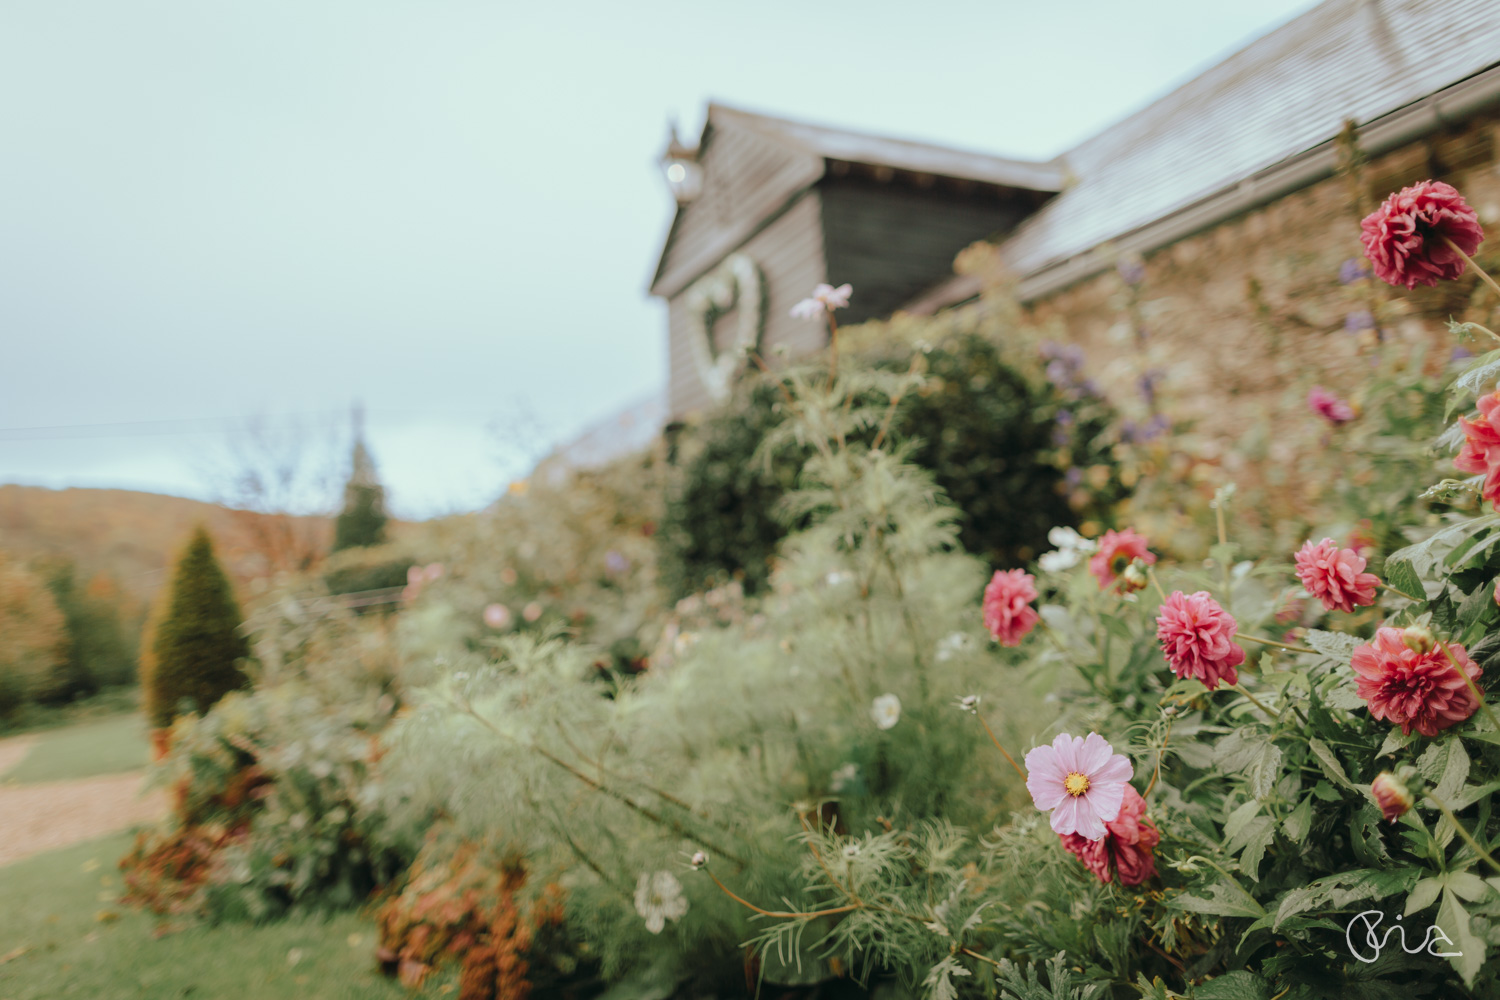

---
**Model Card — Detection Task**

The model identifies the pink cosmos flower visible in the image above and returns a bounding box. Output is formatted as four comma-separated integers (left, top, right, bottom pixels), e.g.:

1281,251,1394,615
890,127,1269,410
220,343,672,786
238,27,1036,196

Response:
1456,391,1500,509
1088,529,1156,592
1350,627,1482,737
790,282,853,319
982,569,1039,647
1155,591,1246,691
1360,180,1485,289
483,603,512,629
1308,386,1355,425
1294,538,1380,613
1058,784,1160,885
1024,732,1132,840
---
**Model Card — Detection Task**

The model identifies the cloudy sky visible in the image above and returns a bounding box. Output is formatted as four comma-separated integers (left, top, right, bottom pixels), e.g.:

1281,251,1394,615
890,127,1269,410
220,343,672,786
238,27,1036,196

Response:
0,0,1320,517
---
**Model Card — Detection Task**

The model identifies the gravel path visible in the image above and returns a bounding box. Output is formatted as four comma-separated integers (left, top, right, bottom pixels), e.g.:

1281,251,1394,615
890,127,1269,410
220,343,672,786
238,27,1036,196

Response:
0,770,168,867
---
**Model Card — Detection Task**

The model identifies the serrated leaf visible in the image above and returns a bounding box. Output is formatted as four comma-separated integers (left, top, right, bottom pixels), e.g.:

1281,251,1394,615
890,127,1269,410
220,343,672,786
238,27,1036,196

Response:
1457,579,1496,628
1305,629,1363,663
1325,685,1365,711
1273,867,1418,929
1406,877,1443,915
1451,347,1500,398
1169,883,1263,919
1283,797,1312,842
1238,819,1275,883
1383,560,1427,604
1214,729,1282,800
1306,737,1356,790
1192,971,1271,1000
1223,800,1262,846
1378,729,1416,757
1437,888,1485,985
1448,871,1491,903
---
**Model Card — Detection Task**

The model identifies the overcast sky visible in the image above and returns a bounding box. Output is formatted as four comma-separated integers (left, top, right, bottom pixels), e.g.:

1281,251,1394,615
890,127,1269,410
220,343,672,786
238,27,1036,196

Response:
0,0,1321,517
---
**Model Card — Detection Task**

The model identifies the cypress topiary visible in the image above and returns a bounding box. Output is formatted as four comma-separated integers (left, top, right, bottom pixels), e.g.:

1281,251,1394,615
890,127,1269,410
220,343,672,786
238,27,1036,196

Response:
332,439,389,553
141,527,250,729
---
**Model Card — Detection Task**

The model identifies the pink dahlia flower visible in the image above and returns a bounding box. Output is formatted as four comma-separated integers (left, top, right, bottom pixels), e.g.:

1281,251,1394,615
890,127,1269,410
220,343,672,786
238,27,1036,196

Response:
1088,529,1156,592
1360,180,1484,290
1370,771,1414,824
1456,391,1500,509
1294,537,1380,613
1350,627,1482,737
1155,590,1245,691
1308,386,1354,425
982,569,1039,647
1024,732,1132,840
1058,784,1160,885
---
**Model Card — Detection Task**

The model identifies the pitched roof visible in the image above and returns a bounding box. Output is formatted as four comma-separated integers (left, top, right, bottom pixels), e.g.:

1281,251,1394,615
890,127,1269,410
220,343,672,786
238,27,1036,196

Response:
706,103,1065,193
987,0,1500,299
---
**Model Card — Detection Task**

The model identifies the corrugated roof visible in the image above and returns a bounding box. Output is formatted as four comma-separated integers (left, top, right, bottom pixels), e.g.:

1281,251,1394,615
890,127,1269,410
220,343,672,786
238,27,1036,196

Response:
1000,0,1500,280
707,103,1065,193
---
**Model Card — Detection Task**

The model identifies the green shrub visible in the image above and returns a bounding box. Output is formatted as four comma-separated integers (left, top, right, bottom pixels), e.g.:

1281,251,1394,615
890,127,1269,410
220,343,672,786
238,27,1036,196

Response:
141,527,250,729
332,441,390,553
37,560,137,703
0,554,69,717
657,332,1126,600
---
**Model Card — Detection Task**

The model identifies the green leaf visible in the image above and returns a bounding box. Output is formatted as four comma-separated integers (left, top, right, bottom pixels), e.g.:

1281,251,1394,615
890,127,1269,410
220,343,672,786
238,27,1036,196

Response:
1457,579,1496,628
1214,729,1282,800
1238,819,1275,883
1222,800,1263,846
1437,888,1485,985
1304,629,1363,664
1383,560,1427,604
1192,971,1271,1000
1282,797,1312,842
1273,867,1418,929
1306,737,1356,790
1448,871,1491,903
1450,346,1500,398
1377,729,1416,757
1170,884,1263,919
1406,877,1443,916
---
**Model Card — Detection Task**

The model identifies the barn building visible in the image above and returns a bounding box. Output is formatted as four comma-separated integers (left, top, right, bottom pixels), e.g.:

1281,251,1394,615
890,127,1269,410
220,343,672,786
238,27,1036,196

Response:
648,0,1500,430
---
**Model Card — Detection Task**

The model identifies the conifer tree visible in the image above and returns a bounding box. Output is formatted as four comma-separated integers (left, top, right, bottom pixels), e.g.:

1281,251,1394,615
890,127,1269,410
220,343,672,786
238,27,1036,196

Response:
331,410,389,553
142,527,249,729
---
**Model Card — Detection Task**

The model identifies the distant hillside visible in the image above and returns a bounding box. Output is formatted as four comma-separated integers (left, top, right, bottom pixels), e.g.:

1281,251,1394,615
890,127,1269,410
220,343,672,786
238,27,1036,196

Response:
0,485,408,609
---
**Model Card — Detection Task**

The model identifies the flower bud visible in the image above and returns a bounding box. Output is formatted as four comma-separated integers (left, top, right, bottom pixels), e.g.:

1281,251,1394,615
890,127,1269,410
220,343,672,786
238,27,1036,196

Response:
1121,561,1149,594
1401,624,1436,654
689,851,707,870
956,694,981,715
1371,771,1414,823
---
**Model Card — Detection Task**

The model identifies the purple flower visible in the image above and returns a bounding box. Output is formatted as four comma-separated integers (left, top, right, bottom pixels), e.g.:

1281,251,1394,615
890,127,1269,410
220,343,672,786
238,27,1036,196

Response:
605,550,629,574
1066,467,1084,487
1453,346,1476,363
1344,310,1375,333
1339,258,1371,285
1137,369,1164,405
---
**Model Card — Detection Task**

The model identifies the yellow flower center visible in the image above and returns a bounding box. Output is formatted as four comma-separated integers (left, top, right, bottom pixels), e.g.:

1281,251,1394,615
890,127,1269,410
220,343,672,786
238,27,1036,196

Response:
1064,772,1090,797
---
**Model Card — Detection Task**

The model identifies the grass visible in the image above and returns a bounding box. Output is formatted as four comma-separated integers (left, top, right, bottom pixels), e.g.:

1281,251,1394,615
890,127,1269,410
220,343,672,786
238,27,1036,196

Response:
0,833,421,1000
0,688,142,739
2,714,151,784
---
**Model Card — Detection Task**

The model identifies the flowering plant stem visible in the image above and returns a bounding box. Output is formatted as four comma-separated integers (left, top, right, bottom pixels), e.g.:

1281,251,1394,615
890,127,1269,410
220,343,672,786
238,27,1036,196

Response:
1444,235,1500,301
1378,581,1423,603
1239,634,1316,655
826,310,840,384
1436,640,1500,733
1424,792,1500,877
1232,685,1280,721
976,714,1027,781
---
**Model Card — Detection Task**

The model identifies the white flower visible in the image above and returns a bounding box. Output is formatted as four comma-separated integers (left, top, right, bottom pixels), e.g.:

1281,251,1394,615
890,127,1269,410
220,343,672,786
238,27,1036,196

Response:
824,570,853,586
634,871,689,934
790,282,853,319
1037,548,1080,573
955,694,981,715
842,843,860,860
830,762,859,792
870,693,902,731
689,851,707,870
1047,526,1096,554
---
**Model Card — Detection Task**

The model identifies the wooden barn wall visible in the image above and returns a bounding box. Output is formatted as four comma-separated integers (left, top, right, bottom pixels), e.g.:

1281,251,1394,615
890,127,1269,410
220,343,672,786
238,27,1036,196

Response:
820,179,1027,324
653,121,822,299
667,191,827,417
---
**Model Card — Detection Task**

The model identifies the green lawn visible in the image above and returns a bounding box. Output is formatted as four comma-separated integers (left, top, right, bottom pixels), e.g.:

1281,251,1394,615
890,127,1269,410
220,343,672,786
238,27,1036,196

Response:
2,714,151,784
0,834,421,1000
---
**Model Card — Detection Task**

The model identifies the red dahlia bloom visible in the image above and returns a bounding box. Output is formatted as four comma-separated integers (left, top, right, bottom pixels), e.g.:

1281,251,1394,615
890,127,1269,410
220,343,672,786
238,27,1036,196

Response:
982,569,1039,647
1294,537,1379,613
1089,529,1156,592
1456,391,1500,509
1370,772,1414,824
1350,627,1482,737
1308,386,1354,425
1058,784,1160,886
1155,590,1245,691
1360,180,1484,289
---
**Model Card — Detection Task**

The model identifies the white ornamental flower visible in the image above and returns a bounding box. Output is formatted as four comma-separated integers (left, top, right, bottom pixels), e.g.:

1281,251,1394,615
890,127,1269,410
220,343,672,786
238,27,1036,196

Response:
934,631,972,662
1047,526,1096,554
1037,548,1080,573
830,762,859,792
634,871,689,934
870,693,902,731
790,282,853,319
